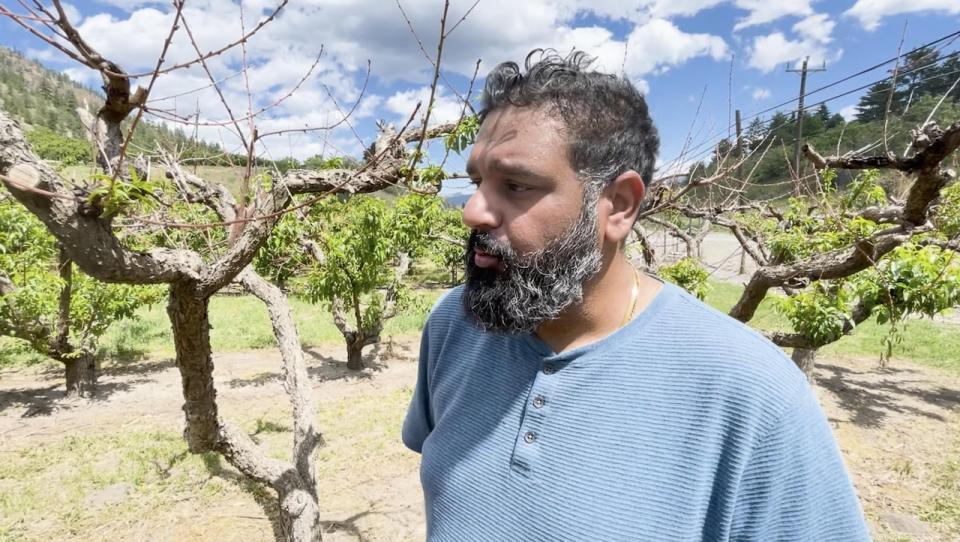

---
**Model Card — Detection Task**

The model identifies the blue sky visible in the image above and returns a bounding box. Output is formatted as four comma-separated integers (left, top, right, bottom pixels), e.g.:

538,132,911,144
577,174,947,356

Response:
1,1,959,195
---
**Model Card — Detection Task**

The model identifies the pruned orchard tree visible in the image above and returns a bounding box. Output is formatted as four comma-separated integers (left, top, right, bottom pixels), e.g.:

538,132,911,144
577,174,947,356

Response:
425,203,470,286
0,1,470,539
636,117,960,380
0,196,163,397
299,193,456,370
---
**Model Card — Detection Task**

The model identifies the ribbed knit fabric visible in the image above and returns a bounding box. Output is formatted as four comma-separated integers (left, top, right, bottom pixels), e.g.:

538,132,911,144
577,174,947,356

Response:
403,282,870,541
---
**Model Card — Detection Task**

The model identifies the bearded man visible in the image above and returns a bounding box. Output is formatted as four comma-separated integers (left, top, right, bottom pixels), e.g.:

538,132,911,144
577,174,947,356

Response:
402,50,869,541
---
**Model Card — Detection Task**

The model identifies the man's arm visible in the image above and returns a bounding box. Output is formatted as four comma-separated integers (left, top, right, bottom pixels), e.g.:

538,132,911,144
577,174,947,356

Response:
730,387,871,541
402,324,434,453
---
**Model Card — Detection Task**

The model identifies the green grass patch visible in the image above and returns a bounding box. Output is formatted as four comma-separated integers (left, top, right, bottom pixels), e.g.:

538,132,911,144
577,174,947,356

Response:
0,429,230,541
1,288,443,368
96,289,444,361
704,281,960,373
921,441,960,536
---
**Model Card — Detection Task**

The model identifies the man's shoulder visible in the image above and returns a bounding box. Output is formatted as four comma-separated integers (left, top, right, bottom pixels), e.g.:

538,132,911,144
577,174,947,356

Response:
421,285,488,349
424,285,468,330
656,284,787,357
641,282,810,403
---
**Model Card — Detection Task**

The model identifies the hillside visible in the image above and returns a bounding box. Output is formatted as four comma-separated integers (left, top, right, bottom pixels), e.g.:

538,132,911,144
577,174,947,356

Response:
0,46,95,139
0,46,223,160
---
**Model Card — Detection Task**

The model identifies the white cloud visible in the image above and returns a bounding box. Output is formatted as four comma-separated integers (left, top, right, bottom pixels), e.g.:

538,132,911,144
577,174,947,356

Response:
60,2,83,25
793,13,835,44
839,104,858,122
752,87,770,100
18,0,732,159
733,0,814,30
846,0,960,31
385,87,465,125
622,18,729,77
650,0,727,18
746,10,837,72
61,67,98,88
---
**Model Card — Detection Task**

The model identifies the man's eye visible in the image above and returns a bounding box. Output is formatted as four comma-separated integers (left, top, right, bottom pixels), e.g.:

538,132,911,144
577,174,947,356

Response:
506,182,529,193
469,178,482,186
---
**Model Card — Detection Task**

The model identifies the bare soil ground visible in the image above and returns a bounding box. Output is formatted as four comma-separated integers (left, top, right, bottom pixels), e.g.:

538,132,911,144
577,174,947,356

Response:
1,340,959,540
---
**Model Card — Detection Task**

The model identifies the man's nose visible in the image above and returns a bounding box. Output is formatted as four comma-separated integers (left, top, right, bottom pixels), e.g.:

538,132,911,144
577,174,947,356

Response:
462,186,499,232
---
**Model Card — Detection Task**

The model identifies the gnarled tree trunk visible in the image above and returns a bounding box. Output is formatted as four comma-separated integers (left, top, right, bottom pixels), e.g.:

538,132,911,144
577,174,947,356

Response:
345,333,366,371
791,347,818,382
63,352,96,398
169,276,323,540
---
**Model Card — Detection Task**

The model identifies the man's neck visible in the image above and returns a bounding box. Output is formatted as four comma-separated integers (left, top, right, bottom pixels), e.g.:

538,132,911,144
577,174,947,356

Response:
536,256,662,354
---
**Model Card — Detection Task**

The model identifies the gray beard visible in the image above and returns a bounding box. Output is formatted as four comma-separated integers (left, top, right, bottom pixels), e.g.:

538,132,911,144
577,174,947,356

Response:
461,198,604,334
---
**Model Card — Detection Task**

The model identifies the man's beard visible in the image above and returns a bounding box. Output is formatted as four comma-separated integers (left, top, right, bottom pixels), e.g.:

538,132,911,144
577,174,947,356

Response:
461,198,604,334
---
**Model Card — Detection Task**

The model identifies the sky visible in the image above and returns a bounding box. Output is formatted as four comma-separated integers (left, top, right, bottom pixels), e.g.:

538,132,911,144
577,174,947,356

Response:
1,0,959,196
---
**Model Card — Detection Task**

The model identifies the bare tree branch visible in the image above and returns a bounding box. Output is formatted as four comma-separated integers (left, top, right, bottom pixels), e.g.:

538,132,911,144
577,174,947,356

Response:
0,113,203,284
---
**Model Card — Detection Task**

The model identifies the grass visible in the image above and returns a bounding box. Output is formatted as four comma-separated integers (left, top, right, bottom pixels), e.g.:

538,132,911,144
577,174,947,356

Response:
0,288,444,368
704,281,960,373
0,387,417,541
922,442,960,536
98,289,444,361
3,277,958,373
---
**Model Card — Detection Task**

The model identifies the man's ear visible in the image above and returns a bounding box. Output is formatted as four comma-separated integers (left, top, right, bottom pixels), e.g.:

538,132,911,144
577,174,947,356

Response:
603,170,645,245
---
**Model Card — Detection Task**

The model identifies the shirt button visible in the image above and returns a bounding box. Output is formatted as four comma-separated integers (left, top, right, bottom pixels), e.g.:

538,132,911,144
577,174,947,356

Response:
542,363,555,375
533,396,545,409
524,431,537,443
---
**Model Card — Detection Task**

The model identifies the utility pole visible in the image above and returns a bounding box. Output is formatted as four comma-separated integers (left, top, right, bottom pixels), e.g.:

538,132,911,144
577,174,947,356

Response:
735,109,746,274
786,57,826,190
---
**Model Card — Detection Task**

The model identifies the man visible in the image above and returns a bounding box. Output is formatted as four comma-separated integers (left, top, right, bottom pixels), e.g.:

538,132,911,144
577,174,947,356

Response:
403,50,869,541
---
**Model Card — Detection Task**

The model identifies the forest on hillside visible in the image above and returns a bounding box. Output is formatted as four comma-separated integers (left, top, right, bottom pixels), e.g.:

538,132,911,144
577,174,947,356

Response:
689,46,960,197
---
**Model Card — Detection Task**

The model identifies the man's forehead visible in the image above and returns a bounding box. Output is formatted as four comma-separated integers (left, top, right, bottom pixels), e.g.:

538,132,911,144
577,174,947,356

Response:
467,108,568,174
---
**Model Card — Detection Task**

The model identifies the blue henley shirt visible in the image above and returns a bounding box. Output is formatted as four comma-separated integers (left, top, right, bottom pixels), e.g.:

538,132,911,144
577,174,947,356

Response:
403,282,870,541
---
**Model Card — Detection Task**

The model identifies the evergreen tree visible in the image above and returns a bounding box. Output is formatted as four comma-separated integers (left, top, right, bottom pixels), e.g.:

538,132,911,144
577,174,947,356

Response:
745,116,767,151
926,54,960,100
855,80,903,122
901,47,941,112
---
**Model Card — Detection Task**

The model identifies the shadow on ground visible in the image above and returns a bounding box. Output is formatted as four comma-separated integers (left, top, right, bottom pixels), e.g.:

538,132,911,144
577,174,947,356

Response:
198,452,411,542
0,377,158,417
225,346,398,389
0,358,175,416
818,362,960,428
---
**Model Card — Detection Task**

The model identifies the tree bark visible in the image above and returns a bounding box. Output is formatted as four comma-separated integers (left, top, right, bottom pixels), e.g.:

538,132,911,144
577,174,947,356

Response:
239,268,322,540
167,282,221,452
346,334,365,371
791,347,818,382
63,352,96,399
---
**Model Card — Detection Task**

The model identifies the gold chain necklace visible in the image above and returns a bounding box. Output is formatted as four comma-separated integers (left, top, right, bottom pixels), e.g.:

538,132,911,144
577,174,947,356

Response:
619,266,641,328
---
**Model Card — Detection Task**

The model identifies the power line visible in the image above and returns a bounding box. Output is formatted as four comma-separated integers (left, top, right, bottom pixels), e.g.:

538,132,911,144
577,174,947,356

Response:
671,64,960,171
786,57,827,177
749,30,960,122
674,48,960,168
664,38,960,171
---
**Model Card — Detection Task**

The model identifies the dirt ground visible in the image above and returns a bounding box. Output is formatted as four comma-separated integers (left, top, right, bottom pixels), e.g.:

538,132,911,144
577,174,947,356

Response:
1,339,959,541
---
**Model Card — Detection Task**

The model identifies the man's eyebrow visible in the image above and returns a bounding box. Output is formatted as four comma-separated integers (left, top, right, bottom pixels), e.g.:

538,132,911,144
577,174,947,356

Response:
490,159,551,182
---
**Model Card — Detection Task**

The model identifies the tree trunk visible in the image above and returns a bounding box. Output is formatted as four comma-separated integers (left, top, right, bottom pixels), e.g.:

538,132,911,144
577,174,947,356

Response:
450,265,457,286
239,268,323,541
277,487,322,542
167,283,221,453
791,347,818,382
63,352,96,399
346,336,365,371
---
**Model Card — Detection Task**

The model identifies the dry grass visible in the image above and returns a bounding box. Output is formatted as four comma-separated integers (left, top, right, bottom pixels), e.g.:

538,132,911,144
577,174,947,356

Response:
0,386,419,541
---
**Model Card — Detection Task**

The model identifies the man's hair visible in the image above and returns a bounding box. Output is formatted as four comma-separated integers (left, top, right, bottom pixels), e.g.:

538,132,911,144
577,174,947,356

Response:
480,49,659,191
